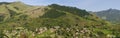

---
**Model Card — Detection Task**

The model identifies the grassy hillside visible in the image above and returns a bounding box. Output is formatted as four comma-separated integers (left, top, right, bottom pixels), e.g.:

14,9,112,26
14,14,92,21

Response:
0,2,119,38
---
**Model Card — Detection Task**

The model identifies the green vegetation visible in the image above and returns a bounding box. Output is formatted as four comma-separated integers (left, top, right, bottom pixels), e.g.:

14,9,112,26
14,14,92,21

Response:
49,4,90,17
42,9,66,18
0,2,119,38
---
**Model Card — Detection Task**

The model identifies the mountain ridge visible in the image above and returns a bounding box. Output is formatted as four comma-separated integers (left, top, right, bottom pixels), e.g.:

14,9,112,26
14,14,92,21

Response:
95,8,120,23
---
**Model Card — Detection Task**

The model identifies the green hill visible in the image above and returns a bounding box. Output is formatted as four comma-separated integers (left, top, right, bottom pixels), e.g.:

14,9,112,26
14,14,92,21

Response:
0,2,119,38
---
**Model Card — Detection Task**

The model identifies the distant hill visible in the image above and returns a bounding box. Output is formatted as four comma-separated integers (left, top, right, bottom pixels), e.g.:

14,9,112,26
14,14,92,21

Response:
95,9,120,23
0,2,120,38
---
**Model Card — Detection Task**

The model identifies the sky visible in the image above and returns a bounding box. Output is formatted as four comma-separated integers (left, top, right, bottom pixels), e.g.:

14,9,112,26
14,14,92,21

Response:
0,0,120,11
